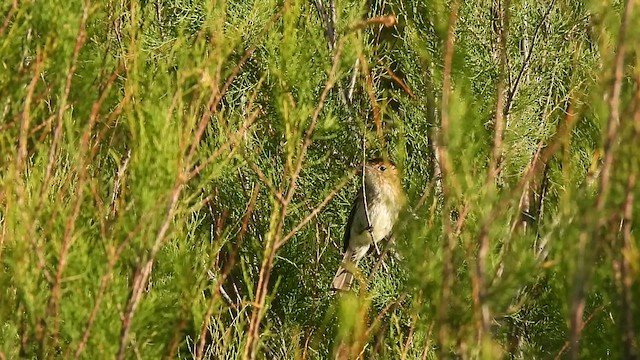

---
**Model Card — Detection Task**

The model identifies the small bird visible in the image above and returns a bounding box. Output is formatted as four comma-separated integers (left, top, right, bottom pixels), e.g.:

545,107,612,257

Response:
330,158,405,292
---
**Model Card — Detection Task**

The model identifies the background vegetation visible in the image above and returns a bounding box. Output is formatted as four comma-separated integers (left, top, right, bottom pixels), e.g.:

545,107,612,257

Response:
1,0,638,358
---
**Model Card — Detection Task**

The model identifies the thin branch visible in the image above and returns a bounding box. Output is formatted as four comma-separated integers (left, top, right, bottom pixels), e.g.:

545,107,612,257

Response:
364,293,407,339
488,99,576,285
42,0,91,196
3,83,54,133
110,149,132,218
569,0,634,357
276,173,352,248
245,159,285,204
360,55,384,145
555,304,606,360
44,2,92,349
0,198,7,265
487,0,509,184
186,9,282,164
285,48,342,206
349,15,397,31
420,322,435,360
313,0,337,50
401,303,420,360
384,64,416,99
0,0,17,37
115,9,282,356
17,53,42,172
72,212,151,359
361,137,374,251
368,236,393,280
243,45,342,360
617,173,637,359
504,0,556,116
188,107,261,180
475,0,510,343
437,0,461,354
196,184,260,360
347,59,360,103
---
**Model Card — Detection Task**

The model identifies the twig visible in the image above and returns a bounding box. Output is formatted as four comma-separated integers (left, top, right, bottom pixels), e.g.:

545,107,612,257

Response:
302,329,314,360
420,322,435,360
488,99,576,285
363,293,407,338
0,196,8,264
401,304,420,360
313,0,337,50
17,53,42,172
114,7,280,356
110,149,132,218
475,0,510,343
384,65,416,99
89,81,129,159
186,9,282,164
454,202,470,237
436,0,461,354
284,47,342,206
314,0,360,114
361,137,374,246
3,84,54,133
43,2,92,349
360,55,384,145
369,237,393,280
569,0,634,357
42,0,90,197
616,171,637,359
347,59,360,103
245,159,285,204
487,0,509,184
243,45,342,360
195,184,260,360
349,15,397,31
189,107,261,180
276,172,353,248
554,304,606,360
164,318,187,360
504,0,556,116
0,0,17,37
119,140,218,359
73,213,151,359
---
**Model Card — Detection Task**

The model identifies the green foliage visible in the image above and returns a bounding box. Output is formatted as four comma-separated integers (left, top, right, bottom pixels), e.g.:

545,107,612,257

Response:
1,0,639,358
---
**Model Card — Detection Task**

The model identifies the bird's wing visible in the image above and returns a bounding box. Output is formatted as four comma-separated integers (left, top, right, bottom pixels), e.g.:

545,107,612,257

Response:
343,190,367,252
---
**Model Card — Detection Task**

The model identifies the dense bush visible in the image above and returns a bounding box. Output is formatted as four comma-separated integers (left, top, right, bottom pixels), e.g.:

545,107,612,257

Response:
1,0,638,358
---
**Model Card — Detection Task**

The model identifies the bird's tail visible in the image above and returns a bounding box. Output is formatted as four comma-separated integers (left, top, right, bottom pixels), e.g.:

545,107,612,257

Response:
331,249,355,292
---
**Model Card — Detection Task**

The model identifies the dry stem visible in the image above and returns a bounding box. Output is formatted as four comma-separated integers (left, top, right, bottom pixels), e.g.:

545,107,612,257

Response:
243,46,342,360
436,0,461,354
569,0,634,357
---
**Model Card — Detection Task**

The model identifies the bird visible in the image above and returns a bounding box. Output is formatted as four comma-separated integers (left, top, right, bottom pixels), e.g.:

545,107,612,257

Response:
330,158,405,292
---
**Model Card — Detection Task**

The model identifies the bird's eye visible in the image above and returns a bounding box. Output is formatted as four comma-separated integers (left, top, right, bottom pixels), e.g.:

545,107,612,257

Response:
379,165,386,171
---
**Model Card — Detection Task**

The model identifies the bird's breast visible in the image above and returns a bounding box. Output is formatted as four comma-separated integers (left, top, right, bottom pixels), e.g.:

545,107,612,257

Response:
367,201,397,242
350,198,398,249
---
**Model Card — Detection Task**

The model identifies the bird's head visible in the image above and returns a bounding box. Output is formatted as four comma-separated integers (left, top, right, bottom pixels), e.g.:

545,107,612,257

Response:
358,158,403,202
